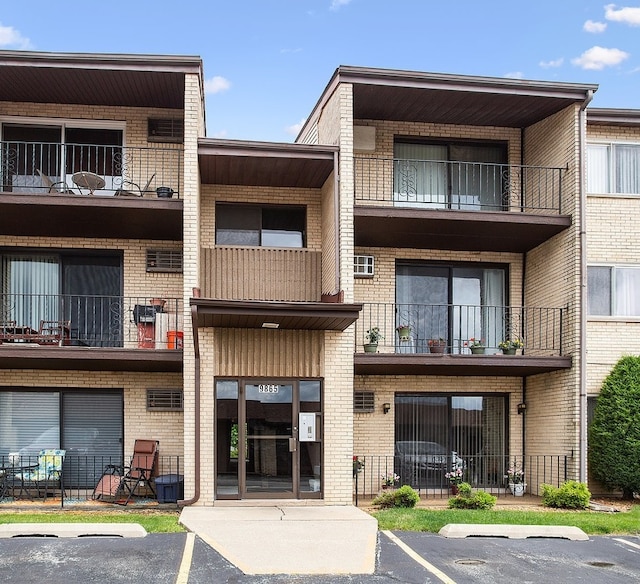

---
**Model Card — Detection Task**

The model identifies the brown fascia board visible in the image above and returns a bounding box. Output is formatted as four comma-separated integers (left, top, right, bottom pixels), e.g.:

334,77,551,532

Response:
198,138,338,160
587,107,640,126
297,64,598,141
0,49,203,74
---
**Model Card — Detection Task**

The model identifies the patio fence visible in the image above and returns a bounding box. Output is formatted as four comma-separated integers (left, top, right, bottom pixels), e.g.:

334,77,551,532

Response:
0,454,184,508
353,454,570,503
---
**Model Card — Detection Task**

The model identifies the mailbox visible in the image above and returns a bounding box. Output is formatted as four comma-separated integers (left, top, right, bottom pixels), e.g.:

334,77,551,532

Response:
299,412,316,442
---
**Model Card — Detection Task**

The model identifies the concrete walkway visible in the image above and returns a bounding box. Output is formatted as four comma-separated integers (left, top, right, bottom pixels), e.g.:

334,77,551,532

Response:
179,503,378,575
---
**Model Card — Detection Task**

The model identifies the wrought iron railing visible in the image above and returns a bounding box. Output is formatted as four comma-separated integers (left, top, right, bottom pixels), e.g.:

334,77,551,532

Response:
0,141,182,197
0,294,183,349
354,157,564,214
353,454,569,500
0,454,184,508
356,303,564,356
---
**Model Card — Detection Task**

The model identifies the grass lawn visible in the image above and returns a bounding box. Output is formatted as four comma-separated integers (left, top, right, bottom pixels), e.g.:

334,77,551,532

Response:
0,510,184,533
373,504,640,535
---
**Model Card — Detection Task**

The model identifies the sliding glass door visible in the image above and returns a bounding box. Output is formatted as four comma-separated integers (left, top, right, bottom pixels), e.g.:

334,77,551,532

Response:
396,262,506,353
393,141,507,210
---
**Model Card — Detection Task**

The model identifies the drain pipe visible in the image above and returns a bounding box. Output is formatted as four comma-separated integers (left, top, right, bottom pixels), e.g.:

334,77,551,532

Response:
179,300,201,506
578,90,594,483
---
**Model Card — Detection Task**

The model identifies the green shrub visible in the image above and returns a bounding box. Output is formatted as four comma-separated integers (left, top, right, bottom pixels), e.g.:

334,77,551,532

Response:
447,484,496,510
589,356,640,499
541,481,591,509
457,482,472,497
372,485,420,509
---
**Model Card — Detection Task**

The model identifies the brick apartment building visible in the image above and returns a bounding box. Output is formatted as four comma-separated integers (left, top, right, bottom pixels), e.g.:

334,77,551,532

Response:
0,51,637,504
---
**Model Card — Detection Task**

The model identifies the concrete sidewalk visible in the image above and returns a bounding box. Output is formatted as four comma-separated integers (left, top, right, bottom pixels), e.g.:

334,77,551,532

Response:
179,503,378,575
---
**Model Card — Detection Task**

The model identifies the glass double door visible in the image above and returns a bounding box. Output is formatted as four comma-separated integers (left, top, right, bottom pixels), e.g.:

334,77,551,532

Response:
216,379,321,499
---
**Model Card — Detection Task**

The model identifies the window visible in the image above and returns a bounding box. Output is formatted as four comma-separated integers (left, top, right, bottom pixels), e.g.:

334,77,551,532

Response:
588,143,640,195
395,393,507,488
146,249,183,273
147,389,183,411
354,391,375,413
215,203,306,248
0,390,123,488
588,265,640,316
354,255,375,277
393,140,507,210
396,262,507,353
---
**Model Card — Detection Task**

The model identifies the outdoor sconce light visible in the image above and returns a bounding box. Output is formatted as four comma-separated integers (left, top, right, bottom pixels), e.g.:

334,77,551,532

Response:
383,402,391,414
517,403,526,415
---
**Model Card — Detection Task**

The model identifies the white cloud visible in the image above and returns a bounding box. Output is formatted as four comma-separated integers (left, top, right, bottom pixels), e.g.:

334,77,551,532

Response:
285,119,305,136
0,23,32,49
204,76,231,94
571,46,630,70
605,4,640,26
584,20,607,33
504,71,525,79
330,0,352,11
539,58,564,68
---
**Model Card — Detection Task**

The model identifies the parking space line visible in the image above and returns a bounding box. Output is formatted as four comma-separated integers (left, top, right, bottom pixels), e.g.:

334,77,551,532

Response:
175,532,195,584
381,530,457,584
613,538,640,551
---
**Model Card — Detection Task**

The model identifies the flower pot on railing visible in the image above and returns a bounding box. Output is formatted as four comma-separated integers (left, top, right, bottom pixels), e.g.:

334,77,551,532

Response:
363,343,378,353
156,186,174,198
396,325,411,341
470,346,486,355
428,338,447,354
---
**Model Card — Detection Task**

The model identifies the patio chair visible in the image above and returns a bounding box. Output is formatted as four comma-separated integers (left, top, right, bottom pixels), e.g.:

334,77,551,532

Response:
9,449,66,500
36,319,71,345
114,173,156,197
92,439,159,505
36,169,75,194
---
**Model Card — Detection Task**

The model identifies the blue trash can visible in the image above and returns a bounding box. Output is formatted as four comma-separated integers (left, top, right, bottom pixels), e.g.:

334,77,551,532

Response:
155,474,184,503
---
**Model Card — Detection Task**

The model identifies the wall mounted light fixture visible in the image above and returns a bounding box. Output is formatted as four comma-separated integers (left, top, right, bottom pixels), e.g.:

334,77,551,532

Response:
383,402,391,414
517,403,526,415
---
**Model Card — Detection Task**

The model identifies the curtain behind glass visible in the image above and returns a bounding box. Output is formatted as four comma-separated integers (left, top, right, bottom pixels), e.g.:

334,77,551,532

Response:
449,144,506,210
394,143,447,208
616,268,640,316
2,255,59,329
587,144,610,193
615,145,640,194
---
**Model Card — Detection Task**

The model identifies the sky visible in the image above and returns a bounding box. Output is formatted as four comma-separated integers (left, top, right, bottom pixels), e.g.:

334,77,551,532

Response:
1,1,639,142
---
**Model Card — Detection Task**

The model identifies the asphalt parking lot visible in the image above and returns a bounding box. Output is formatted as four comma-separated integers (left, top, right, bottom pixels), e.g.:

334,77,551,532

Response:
1,531,639,583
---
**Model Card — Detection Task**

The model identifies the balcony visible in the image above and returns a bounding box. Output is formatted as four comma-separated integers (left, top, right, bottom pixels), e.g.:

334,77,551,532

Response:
0,142,183,241
354,302,571,376
0,294,184,372
354,157,571,252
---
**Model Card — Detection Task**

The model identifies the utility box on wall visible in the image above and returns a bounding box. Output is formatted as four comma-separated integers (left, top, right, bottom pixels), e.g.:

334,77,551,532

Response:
299,413,316,442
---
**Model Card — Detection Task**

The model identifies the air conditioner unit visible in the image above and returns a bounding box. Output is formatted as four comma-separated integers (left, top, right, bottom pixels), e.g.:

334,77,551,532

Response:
354,255,374,277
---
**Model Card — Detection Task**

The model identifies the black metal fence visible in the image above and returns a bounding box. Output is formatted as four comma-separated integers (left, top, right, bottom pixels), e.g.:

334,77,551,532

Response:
0,141,182,198
0,294,183,350
0,454,184,508
354,157,564,213
356,303,565,356
353,454,569,501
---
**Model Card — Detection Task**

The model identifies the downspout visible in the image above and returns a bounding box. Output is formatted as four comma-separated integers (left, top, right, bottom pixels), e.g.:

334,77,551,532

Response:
179,301,201,505
520,127,526,458
578,90,594,482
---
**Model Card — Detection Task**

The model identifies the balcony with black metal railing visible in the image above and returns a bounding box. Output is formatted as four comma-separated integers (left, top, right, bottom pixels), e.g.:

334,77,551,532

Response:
353,156,571,252
354,302,571,376
0,294,184,372
0,141,183,241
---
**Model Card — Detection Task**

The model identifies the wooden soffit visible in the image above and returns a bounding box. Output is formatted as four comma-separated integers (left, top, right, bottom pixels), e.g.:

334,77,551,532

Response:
192,299,362,331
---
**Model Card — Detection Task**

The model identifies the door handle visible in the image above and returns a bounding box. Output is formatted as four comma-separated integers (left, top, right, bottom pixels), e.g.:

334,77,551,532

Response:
288,437,297,452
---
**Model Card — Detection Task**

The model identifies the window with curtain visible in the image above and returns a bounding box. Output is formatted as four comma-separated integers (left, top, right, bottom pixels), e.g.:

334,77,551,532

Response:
588,265,640,316
395,393,507,488
393,141,507,210
396,262,506,353
588,143,640,195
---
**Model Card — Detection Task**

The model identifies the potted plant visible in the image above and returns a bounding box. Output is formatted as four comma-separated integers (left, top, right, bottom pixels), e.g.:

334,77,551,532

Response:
498,338,524,355
505,466,526,496
364,327,383,353
381,471,400,490
428,338,447,354
465,337,486,355
395,324,411,341
445,467,464,495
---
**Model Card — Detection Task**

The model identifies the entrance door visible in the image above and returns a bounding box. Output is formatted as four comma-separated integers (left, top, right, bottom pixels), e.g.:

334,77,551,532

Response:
215,379,322,500
245,382,295,496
